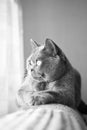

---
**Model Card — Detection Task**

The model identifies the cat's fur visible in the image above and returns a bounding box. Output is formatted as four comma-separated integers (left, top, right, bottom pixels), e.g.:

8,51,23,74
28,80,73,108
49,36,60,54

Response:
16,38,86,112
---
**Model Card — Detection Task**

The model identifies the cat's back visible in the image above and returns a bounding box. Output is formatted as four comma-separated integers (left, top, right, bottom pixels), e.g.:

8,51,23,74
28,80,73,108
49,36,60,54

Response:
74,68,81,87
73,68,81,106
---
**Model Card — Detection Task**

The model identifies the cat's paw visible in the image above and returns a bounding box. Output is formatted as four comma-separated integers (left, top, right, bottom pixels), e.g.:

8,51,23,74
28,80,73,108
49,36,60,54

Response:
32,96,45,105
31,92,47,105
23,92,35,106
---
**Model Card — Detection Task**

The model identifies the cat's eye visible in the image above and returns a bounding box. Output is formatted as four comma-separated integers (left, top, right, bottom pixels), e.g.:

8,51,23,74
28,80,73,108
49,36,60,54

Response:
36,60,42,66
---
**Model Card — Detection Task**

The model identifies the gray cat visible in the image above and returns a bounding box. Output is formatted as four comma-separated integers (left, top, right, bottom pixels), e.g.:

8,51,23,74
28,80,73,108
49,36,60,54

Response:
16,38,86,113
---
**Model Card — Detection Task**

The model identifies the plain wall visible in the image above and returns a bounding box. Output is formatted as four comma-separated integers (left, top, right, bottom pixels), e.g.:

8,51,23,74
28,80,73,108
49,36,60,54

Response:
21,0,87,103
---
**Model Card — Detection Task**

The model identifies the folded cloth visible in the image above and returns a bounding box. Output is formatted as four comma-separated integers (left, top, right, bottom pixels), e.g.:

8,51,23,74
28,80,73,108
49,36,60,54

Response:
0,104,87,130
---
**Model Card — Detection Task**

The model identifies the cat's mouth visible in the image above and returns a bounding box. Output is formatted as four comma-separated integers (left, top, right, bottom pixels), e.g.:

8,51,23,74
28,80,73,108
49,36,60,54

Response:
31,70,45,81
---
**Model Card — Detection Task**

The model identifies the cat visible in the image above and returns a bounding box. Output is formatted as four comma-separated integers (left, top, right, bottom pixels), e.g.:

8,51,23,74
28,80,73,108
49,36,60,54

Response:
16,38,87,113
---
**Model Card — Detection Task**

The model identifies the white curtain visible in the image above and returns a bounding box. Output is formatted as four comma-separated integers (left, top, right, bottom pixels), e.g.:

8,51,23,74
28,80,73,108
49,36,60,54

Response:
0,0,24,115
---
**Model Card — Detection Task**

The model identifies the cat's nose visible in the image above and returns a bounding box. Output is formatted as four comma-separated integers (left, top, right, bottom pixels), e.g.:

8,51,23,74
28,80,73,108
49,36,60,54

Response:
31,69,34,72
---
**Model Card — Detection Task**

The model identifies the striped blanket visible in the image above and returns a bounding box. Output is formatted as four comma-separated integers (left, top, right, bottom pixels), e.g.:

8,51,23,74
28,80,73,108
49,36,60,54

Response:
0,105,87,130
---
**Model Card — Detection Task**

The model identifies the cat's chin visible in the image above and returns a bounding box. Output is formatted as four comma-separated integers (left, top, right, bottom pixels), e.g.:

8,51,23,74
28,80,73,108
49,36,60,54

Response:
30,70,45,82
33,76,44,82
31,73,44,82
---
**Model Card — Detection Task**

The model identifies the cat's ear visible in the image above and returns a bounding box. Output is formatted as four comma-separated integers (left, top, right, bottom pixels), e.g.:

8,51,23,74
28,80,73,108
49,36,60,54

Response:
44,39,57,56
30,39,40,50
45,38,66,61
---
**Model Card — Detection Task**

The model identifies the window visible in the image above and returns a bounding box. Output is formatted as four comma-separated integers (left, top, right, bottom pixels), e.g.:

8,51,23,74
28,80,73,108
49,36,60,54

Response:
0,0,24,115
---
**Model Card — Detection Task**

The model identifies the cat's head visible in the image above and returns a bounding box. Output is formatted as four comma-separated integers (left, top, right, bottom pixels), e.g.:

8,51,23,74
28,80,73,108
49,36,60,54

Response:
27,38,70,82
